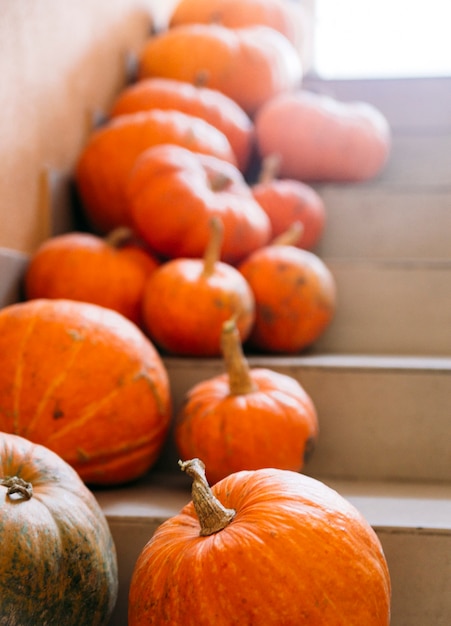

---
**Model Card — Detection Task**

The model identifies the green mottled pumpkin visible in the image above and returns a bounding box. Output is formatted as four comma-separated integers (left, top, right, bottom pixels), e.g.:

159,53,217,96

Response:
0,431,118,625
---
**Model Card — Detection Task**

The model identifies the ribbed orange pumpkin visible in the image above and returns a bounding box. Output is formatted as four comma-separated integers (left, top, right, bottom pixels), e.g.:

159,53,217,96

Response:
0,299,171,485
141,218,255,357
137,23,302,115
239,229,337,353
126,143,271,265
255,90,391,182
128,458,391,625
175,318,318,484
76,109,237,234
0,431,118,624
109,77,254,172
169,0,309,59
24,229,160,327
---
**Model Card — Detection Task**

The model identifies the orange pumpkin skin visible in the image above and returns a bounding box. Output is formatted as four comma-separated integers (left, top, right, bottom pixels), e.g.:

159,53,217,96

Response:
76,109,237,234
255,90,391,182
129,465,391,625
239,246,336,353
127,144,271,265
137,23,302,115
110,77,254,172
169,0,309,59
0,299,171,485
175,369,318,484
0,432,118,624
24,231,160,327
141,260,255,357
252,178,326,250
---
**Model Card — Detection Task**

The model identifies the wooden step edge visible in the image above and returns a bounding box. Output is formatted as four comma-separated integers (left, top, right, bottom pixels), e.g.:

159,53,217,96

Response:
164,353,451,376
95,473,451,534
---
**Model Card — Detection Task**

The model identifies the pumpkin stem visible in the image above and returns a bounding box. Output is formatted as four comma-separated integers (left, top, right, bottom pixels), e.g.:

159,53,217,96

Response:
104,226,134,248
202,216,224,277
258,153,282,184
271,221,304,247
1,476,33,500
221,318,257,395
179,458,235,536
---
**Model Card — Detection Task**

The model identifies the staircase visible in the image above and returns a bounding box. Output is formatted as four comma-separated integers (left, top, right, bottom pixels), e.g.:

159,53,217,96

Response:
94,75,451,625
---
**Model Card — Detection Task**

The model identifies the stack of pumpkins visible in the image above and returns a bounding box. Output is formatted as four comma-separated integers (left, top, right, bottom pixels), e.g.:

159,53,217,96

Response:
0,0,392,624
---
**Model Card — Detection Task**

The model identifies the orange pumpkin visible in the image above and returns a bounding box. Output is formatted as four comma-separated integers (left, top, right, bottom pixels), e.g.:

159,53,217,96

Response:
141,218,255,357
126,143,271,265
0,299,171,485
239,228,336,353
168,0,309,60
175,318,318,483
137,23,302,115
255,89,391,182
0,432,118,624
252,154,326,250
76,109,237,234
129,458,391,625
24,228,160,327
109,77,254,172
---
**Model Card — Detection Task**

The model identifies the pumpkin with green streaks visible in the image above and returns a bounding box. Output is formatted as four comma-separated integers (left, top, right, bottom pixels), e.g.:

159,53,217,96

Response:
0,431,118,625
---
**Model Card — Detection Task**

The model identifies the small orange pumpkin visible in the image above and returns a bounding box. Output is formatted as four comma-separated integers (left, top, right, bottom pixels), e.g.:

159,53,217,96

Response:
238,225,337,353
0,299,172,485
0,432,118,624
168,0,310,60
175,317,318,484
141,218,255,357
137,23,302,115
24,228,160,327
126,143,271,265
255,89,391,182
76,109,237,234
109,77,254,172
252,154,326,250
129,458,391,625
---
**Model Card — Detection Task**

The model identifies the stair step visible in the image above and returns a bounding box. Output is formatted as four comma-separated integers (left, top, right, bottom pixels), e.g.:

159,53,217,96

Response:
313,259,451,355
315,185,451,261
159,354,451,483
96,474,451,626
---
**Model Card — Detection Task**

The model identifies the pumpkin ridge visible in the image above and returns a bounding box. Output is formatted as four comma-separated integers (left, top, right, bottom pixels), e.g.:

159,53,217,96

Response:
12,312,38,433
22,331,86,439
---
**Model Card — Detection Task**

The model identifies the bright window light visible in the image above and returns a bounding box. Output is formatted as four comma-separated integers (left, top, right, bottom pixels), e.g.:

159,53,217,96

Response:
314,0,451,78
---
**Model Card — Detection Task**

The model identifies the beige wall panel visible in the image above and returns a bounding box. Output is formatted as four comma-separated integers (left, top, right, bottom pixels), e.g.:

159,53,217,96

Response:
0,0,177,254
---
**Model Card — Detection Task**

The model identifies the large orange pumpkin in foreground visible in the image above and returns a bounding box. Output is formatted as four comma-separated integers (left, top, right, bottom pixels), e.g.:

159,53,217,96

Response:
129,458,391,625
175,318,318,484
0,299,171,485
76,109,236,233
24,228,160,327
0,431,118,624
137,23,302,115
109,77,254,172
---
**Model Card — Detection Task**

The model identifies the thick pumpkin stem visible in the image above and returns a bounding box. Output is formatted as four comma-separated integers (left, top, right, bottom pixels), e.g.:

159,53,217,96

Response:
1,476,33,500
179,458,235,536
202,216,224,277
271,221,304,247
258,153,282,184
104,226,134,248
221,318,257,395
